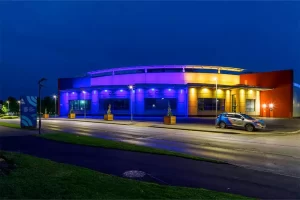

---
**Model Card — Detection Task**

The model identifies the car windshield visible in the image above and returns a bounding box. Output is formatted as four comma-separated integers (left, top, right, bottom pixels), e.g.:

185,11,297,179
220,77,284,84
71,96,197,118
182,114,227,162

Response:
241,114,255,120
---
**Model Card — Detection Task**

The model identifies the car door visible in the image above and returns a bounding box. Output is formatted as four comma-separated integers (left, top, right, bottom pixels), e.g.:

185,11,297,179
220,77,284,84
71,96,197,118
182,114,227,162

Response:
233,114,244,127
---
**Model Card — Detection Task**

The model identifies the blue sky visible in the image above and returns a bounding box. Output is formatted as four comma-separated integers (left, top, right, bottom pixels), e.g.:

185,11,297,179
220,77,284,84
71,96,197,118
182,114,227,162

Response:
0,1,300,99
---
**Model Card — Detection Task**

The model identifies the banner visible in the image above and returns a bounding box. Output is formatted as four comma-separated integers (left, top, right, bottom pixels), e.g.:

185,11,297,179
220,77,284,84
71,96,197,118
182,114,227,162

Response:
20,96,37,128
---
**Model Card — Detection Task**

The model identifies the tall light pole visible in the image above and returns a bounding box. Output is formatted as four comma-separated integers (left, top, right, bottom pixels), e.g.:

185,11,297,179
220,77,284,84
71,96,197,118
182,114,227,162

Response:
6,100,9,113
128,85,134,121
38,78,47,135
17,100,20,116
83,91,86,118
53,95,57,118
214,77,218,118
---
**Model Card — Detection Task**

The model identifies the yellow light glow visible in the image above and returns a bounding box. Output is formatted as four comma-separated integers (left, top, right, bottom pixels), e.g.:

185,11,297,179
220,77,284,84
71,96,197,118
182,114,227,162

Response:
262,104,267,108
249,90,253,94
269,103,274,108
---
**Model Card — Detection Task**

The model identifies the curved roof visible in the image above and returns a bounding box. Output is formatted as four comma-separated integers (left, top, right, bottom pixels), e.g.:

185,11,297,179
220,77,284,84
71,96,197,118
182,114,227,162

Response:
87,65,245,76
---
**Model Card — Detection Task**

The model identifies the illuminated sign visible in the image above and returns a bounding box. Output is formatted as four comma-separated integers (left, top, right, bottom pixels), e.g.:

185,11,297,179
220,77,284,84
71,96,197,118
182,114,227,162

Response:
20,96,37,128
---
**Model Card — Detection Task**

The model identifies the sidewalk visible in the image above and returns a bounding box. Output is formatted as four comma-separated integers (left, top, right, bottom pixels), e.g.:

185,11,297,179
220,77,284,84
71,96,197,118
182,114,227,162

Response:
45,117,300,134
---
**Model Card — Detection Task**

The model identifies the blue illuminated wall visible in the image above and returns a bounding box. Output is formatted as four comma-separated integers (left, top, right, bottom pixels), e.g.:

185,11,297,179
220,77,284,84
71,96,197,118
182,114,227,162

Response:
59,85,187,116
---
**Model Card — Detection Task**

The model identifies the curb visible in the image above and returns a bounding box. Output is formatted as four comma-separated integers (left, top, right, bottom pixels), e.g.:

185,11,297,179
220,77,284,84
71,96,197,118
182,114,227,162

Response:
149,125,272,135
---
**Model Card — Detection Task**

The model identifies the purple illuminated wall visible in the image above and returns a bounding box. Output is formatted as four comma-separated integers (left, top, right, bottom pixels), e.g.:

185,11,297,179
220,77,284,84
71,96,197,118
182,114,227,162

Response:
91,73,186,86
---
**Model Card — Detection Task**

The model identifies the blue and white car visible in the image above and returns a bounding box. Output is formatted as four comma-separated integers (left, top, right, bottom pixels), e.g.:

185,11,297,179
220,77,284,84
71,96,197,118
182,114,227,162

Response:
215,112,266,132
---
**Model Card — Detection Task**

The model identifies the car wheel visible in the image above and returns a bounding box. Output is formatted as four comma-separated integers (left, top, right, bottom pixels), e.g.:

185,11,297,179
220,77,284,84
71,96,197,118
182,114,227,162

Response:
219,122,226,129
245,124,255,132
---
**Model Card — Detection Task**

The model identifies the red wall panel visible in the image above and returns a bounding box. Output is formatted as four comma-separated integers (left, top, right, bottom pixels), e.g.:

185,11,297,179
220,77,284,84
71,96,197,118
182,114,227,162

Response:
240,70,293,118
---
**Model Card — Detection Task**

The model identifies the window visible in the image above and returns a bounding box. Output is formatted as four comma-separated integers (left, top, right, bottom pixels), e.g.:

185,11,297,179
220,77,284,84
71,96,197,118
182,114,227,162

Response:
69,100,91,111
234,114,242,119
145,98,177,110
241,114,255,120
198,98,225,111
246,99,255,112
102,99,129,110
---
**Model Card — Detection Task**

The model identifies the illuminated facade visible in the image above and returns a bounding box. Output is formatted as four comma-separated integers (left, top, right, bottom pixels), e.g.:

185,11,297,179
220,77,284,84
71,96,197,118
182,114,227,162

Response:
58,65,299,118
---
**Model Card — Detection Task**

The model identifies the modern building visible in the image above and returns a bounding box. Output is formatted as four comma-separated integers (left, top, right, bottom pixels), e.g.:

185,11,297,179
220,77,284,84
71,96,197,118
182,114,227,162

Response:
58,65,300,118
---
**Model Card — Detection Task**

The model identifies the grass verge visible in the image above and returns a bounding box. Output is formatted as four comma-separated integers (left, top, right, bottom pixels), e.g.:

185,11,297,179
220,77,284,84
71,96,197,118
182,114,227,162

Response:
0,121,20,129
0,151,252,199
40,133,224,164
0,116,19,119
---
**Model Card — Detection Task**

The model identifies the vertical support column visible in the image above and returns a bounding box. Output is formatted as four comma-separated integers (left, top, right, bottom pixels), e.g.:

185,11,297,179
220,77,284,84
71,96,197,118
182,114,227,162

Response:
188,87,197,116
177,89,186,116
91,90,99,115
135,88,144,116
225,90,231,112
255,91,260,116
239,89,246,113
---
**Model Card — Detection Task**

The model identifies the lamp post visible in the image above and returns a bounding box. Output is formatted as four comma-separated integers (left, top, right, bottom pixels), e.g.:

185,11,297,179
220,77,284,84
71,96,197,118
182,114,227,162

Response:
17,100,20,116
6,100,9,113
83,91,86,118
214,77,218,117
53,95,57,118
128,85,134,121
38,78,47,135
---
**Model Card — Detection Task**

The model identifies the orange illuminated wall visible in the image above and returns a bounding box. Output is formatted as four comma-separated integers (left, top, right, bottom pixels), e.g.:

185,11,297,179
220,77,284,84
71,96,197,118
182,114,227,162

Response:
240,69,293,118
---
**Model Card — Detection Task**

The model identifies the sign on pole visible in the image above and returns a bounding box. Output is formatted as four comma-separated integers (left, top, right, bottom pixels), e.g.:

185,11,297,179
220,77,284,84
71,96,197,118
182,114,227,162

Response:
20,96,37,128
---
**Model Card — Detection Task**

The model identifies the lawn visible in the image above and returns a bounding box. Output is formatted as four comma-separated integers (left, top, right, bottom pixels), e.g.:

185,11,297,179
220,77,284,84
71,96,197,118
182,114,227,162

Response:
0,152,252,199
40,133,224,164
0,116,19,119
0,121,20,129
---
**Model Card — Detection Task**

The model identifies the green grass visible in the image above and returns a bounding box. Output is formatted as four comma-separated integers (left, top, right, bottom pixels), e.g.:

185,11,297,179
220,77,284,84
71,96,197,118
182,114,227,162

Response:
0,116,19,119
0,152,252,199
40,133,224,164
0,121,20,129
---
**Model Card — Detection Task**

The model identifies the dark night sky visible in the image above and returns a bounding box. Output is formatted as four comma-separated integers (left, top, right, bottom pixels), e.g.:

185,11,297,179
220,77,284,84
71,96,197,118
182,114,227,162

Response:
0,1,300,100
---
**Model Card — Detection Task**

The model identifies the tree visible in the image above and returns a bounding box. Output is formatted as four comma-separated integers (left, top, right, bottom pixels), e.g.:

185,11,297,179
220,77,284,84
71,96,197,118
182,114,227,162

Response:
6,96,19,113
2,105,8,113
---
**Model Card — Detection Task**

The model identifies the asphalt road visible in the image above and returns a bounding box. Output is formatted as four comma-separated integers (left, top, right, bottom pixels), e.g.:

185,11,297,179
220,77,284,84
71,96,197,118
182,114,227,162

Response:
2,118,300,179
0,133,299,199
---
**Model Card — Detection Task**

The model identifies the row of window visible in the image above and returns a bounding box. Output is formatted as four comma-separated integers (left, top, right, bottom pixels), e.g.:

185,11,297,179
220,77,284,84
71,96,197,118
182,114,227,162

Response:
69,98,256,112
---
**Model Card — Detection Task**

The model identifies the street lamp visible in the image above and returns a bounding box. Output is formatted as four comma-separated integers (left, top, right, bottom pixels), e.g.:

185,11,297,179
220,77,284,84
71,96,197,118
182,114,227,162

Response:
213,77,218,117
83,91,86,118
38,77,47,135
53,95,57,118
17,100,20,116
128,85,134,121
6,100,9,113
